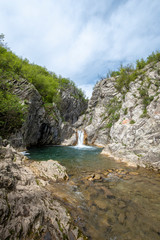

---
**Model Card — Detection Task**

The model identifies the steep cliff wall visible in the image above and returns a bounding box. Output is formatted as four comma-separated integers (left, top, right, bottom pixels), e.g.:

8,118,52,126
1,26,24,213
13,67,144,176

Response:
60,85,87,124
7,78,87,149
75,61,160,170
0,44,88,149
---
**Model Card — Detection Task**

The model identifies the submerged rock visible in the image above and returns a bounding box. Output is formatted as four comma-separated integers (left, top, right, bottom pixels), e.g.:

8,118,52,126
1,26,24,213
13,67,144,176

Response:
118,212,125,224
94,199,108,210
87,173,102,181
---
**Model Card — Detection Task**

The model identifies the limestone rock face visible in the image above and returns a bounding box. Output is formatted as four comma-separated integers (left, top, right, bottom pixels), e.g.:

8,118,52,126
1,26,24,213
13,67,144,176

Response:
74,78,117,145
7,78,87,149
60,85,88,124
8,78,57,148
62,132,77,146
30,159,69,182
75,61,160,169
0,146,84,240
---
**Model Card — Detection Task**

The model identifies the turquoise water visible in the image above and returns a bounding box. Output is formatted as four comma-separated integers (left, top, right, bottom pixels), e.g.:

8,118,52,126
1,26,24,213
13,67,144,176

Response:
27,145,127,175
27,145,160,240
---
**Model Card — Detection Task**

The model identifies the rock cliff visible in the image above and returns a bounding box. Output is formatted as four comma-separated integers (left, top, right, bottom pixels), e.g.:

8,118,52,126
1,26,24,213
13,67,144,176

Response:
74,61,160,170
7,78,87,149
0,145,85,240
59,85,87,124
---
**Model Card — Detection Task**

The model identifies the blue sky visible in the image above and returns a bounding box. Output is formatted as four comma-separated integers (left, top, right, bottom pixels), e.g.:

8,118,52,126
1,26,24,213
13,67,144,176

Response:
0,0,160,97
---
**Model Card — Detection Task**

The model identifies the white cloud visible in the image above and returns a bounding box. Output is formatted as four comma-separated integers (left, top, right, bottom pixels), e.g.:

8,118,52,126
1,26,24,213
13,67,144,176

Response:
0,0,160,97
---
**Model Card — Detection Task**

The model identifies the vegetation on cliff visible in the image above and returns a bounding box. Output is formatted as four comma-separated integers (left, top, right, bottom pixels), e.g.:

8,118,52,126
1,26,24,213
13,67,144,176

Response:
0,34,87,137
0,80,26,137
104,50,160,127
108,51,160,94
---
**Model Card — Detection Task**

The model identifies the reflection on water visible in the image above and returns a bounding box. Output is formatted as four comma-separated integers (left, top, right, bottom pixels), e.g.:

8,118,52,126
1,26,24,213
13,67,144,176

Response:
28,146,160,240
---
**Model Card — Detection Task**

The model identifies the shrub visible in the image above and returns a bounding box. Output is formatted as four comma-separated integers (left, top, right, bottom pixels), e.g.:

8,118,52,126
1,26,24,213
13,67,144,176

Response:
136,58,146,70
140,108,149,118
104,97,122,128
123,108,128,115
115,65,138,93
0,80,26,137
147,51,160,64
130,120,135,124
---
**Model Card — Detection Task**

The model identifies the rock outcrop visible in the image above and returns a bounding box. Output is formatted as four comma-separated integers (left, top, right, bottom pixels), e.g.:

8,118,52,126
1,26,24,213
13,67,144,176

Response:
30,159,69,182
7,78,87,149
73,61,160,170
0,145,85,240
59,85,88,124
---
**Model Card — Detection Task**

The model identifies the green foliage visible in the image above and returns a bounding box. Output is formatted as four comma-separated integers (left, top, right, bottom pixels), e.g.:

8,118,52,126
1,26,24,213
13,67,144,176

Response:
0,33,5,45
146,51,160,64
140,108,150,118
89,116,93,125
103,50,160,127
105,122,113,128
107,70,120,78
115,65,138,93
106,50,160,97
104,96,122,128
138,85,154,118
43,103,58,121
0,44,87,106
21,62,60,104
142,95,154,107
123,107,128,115
0,80,26,137
135,51,160,69
0,38,87,137
130,120,135,124
136,58,146,69
106,64,138,95
138,87,154,108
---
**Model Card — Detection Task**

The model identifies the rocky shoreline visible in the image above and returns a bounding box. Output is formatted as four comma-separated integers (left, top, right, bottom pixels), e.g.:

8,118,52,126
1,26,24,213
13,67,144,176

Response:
0,145,86,240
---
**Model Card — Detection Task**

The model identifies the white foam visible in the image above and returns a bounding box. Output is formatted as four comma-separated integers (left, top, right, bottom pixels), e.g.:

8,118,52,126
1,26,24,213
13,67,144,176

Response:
20,151,30,156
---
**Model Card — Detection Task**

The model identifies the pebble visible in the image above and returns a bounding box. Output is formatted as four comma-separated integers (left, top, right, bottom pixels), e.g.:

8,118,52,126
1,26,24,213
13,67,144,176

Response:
118,201,126,209
118,213,125,224
99,186,114,197
94,174,101,180
87,173,102,181
94,199,108,210
123,176,131,180
129,172,139,176
103,171,109,176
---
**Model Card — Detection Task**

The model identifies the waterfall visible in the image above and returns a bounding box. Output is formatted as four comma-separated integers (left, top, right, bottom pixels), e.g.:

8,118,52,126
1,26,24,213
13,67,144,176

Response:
77,130,84,147
74,130,94,149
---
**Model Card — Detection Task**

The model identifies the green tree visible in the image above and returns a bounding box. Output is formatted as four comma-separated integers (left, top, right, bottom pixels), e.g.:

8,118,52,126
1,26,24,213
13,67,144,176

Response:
136,58,146,69
0,80,26,137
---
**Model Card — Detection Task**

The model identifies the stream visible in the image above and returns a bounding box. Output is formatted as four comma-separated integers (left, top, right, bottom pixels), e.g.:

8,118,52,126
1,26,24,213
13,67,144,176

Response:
27,145,160,240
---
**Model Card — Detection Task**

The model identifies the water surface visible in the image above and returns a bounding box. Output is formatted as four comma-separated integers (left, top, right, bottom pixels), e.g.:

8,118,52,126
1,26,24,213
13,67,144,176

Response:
28,146,160,240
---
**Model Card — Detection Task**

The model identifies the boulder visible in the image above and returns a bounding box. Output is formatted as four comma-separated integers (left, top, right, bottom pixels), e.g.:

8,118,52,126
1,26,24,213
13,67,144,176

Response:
30,159,69,182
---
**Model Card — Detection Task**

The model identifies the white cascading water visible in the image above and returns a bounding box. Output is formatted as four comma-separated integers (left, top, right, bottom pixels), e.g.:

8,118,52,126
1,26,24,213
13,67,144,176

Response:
75,130,94,149
77,130,84,147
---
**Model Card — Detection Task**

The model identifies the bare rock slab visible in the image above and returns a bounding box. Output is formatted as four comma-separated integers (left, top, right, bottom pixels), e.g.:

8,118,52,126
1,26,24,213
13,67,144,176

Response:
30,159,69,181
